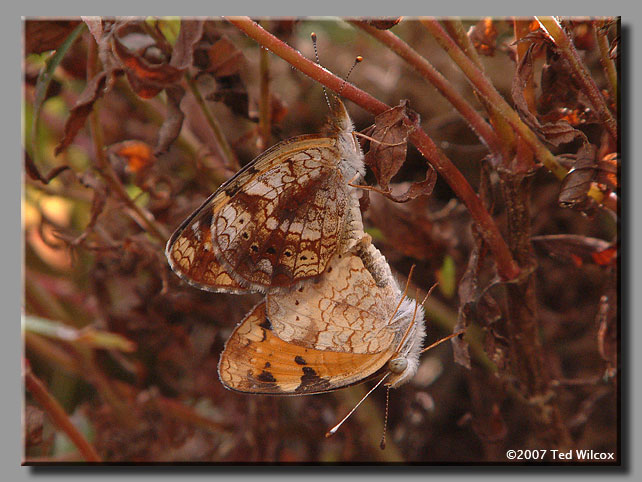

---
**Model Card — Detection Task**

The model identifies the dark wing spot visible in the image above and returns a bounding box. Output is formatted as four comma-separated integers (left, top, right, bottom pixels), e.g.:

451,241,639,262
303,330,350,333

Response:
295,366,332,393
242,232,250,240
284,250,292,257
328,267,333,273
298,287,304,293
257,370,276,383
225,183,241,197
266,246,276,255
264,361,271,369
300,255,307,260
201,209,214,230
295,300,299,306
259,316,272,331
294,356,307,365
251,244,259,252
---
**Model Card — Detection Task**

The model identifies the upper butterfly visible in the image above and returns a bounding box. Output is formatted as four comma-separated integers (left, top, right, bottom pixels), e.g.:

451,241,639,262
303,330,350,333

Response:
166,96,365,294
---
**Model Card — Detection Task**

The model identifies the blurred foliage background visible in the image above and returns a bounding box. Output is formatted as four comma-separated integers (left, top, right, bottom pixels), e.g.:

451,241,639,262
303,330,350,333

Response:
23,17,618,463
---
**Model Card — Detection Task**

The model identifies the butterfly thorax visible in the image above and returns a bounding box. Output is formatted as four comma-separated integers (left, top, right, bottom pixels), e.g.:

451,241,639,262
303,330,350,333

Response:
326,97,365,184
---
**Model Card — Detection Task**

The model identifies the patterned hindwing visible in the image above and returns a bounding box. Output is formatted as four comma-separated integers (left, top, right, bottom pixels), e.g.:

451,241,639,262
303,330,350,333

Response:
212,137,354,291
165,192,247,294
218,302,394,394
266,249,402,355
166,135,353,294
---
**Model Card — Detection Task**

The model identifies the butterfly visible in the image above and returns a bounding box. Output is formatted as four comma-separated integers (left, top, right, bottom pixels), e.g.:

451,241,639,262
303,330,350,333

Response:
165,96,366,294
217,236,427,395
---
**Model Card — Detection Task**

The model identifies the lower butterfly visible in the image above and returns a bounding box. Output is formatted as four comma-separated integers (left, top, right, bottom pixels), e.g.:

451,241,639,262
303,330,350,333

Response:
217,236,426,395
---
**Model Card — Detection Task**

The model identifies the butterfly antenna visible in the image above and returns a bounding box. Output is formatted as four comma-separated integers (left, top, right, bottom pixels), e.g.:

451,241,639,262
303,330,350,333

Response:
420,281,439,307
393,287,422,357
379,385,391,450
338,55,363,97
311,32,331,111
326,373,390,438
384,264,415,330
420,330,466,354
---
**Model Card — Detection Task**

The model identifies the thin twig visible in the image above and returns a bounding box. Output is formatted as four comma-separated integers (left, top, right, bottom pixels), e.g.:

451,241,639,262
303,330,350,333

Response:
537,17,617,142
594,19,618,104
350,20,503,157
420,18,616,213
86,36,169,243
185,72,240,171
25,365,102,462
258,34,272,151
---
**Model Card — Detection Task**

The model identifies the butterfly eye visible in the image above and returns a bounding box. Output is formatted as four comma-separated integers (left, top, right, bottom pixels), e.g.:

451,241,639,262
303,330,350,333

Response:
388,357,407,374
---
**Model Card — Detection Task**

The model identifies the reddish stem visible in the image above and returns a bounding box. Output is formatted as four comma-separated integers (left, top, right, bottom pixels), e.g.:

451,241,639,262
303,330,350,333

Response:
225,17,520,281
350,20,503,157
25,365,102,462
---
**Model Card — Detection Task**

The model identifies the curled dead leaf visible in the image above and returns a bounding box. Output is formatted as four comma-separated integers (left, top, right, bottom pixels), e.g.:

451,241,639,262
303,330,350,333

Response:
362,100,433,202
55,71,112,156
155,85,186,155
365,18,402,30
532,234,616,268
512,44,588,146
558,144,598,208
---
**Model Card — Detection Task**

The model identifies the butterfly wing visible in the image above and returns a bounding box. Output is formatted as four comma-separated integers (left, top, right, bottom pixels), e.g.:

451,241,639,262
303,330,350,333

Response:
166,135,363,294
218,302,395,394
266,250,401,354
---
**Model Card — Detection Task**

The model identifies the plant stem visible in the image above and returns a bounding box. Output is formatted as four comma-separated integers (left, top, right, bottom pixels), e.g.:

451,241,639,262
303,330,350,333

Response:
594,19,618,104
86,36,169,243
25,366,102,462
420,18,616,213
440,18,517,158
185,72,241,171
537,17,617,142
226,16,521,281
258,36,272,151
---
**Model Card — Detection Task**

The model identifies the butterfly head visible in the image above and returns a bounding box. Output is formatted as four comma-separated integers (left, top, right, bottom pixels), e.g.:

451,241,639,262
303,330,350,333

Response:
327,96,365,181
386,296,426,388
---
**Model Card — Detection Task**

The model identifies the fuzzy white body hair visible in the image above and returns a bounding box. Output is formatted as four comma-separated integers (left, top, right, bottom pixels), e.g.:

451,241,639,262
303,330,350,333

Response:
329,97,366,183
354,238,427,388
387,296,426,388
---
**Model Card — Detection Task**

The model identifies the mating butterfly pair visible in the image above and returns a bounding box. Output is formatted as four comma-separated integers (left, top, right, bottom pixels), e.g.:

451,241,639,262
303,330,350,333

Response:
165,96,426,396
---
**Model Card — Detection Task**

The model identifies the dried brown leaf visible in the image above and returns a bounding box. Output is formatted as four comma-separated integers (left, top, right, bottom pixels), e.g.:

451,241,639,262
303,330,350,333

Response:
532,234,616,268
55,71,111,156
196,35,246,77
558,144,597,208
24,151,70,184
382,169,437,203
111,23,182,99
512,44,588,146
170,20,205,70
364,100,419,191
155,85,186,155
468,18,498,56
82,16,104,44
365,18,402,30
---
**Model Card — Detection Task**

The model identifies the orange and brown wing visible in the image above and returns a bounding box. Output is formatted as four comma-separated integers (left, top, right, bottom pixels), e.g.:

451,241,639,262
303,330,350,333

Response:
166,136,352,294
218,302,394,394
